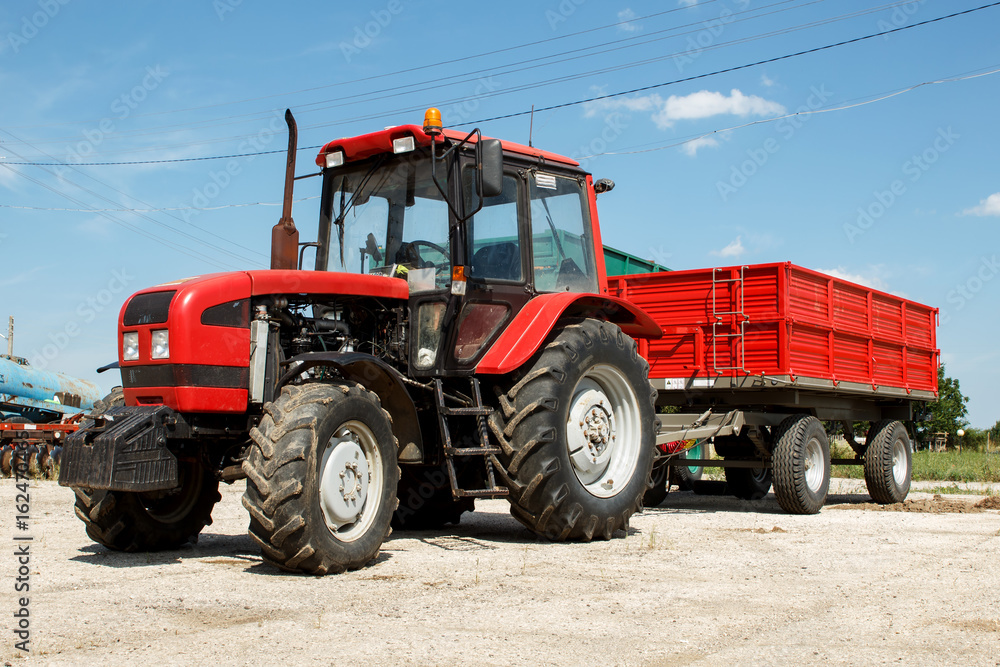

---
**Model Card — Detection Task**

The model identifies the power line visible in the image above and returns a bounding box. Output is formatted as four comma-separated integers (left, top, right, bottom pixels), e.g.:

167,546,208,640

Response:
0,195,320,213
463,1,1000,126
578,66,1000,158
2,1,728,130
4,1,997,167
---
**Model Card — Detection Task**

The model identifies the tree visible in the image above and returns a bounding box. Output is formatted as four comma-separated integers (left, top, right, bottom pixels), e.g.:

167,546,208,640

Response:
914,365,969,446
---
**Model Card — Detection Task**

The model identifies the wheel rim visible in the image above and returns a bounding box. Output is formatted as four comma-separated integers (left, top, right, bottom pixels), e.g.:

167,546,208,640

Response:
891,436,908,486
565,364,641,498
751,467,769,484
804,436,825,493
685,443,704,476
319,420,383,542
139,462,202,523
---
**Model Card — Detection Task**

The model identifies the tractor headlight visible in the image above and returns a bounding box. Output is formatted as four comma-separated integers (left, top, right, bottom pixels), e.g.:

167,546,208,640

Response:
123,332,139,361
151,330,170,360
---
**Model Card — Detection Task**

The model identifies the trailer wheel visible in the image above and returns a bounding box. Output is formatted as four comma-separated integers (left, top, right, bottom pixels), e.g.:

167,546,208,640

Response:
72,460,221,551
243,383,399,575
642,459,670,508
771,415,830,514
863,420,911,504
1,447,13,477
392,464,474,530
490,319,656,540
724,464,773,500
670,442,706,491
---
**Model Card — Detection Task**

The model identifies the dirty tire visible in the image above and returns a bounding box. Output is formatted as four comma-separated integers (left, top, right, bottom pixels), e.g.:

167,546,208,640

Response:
725,464,773,500
73,460,221,551
864,420,911,504
771,415,830,514
69,387,219,552
490,319,656,541
0,448,12,477
670,442,706,491
643,459,670,508
392,464,474,530
243,383,399,575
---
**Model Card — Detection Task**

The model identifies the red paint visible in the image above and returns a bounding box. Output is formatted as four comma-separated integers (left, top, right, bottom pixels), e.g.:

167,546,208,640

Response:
476,292,663,375
608,262,939,394
316,125,579,168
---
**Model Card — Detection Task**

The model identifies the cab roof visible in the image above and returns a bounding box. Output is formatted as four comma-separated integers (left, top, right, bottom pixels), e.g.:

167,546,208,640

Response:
315,124,580,169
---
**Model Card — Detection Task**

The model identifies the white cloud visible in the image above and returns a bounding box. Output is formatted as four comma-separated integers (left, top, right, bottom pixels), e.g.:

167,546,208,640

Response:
681,136,719,157
617,8,640,32
711,236,745,259
653,89,785,128
962,192,1000,217
761,74,776,87
585,89,785,131
678,0,698,6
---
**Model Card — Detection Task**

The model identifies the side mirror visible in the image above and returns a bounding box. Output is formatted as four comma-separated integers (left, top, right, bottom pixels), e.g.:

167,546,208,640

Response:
480,139,503,198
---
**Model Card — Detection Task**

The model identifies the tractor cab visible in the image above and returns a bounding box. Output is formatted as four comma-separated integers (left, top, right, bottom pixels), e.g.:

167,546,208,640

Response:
309,109,606,376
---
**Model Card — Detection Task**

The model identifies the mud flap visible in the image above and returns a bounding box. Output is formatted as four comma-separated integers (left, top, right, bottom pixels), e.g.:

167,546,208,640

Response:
57,405,179,492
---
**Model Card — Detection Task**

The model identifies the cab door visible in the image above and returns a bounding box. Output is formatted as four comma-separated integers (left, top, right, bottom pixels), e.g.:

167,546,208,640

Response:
442,166,531,373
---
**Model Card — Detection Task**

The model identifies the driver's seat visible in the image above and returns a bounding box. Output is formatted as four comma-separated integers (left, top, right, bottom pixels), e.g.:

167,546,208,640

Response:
471,242,520,281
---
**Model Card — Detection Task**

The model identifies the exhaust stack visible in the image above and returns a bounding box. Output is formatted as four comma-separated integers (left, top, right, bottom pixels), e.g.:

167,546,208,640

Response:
270,109,300,270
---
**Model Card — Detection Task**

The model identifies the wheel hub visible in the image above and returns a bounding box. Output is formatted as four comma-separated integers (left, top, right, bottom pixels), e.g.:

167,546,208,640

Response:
320,432,370,531
567,383,619,486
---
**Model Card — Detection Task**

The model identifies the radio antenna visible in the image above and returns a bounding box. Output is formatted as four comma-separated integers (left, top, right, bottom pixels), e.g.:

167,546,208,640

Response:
528,105,535,148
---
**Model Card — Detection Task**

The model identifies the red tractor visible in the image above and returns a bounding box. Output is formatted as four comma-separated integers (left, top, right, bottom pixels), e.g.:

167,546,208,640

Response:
59,109,663,574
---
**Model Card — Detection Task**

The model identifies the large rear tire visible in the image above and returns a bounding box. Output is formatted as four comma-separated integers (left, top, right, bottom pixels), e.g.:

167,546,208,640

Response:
772,415,830,514
392,464,474,530
243,383,399,575
864,420,911,504
73,461,221,551
490,319,656,540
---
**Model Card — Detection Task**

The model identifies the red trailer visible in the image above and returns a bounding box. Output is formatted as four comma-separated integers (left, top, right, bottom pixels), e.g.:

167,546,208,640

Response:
610,262,938,513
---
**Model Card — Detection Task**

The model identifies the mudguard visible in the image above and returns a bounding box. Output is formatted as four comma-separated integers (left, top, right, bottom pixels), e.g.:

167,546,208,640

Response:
277,352,425,462
475,292,663,375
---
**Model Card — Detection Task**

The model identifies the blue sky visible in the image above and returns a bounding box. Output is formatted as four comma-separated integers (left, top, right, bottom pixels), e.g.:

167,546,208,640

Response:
1,0,997,428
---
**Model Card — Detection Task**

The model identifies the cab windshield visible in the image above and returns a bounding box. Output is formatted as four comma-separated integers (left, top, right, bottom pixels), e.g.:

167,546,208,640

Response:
317,154,451,292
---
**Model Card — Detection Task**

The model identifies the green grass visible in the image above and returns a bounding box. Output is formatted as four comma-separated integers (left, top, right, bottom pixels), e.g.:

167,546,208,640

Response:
832,448,1000,483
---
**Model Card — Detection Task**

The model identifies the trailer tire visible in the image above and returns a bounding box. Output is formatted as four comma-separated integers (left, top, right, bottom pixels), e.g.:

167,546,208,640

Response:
670,441,706,491
642,459,670,508
73,460,221,551
771,415,830,514
0,447,11,477
392,464,474,530
243,383,399,575
490,319,656,541
863,420,911,504
725,464,773,500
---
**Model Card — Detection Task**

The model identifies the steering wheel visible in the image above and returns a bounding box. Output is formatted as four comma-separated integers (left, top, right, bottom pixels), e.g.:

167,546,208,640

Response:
409,240,448,260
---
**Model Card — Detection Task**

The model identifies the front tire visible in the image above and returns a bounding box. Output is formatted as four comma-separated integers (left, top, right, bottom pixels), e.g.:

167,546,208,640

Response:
864,420,911,504
771,415,830,514
73,460,221,551
725,464,773,500
243,383,399,575
642,459,670,508
490,319,656,540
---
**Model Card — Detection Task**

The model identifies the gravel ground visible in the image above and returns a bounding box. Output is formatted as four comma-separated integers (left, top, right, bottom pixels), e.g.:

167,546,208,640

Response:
2,478,998,666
